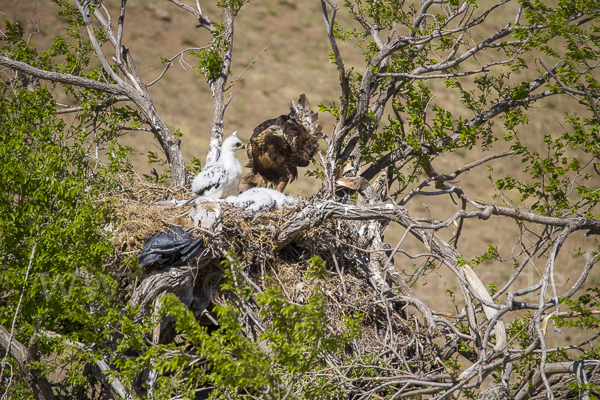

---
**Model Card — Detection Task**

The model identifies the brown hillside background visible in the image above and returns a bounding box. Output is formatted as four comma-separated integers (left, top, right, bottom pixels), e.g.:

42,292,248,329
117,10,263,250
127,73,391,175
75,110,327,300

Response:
3,0,599,352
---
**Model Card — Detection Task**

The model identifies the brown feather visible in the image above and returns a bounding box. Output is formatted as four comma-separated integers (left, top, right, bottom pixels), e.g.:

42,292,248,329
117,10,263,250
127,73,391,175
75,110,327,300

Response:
243,94,323,191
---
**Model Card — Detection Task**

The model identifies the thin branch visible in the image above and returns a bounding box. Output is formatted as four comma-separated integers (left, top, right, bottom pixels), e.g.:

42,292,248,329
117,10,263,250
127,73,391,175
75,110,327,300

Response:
40,330,132,399
147,46,213,88
324,236,347,295
55,96,130,114
0,240,37,384
378,56,516,79
362,61,563,181
73,0,123,85
514,361,600,400
115,0,126,66
225,42,270,91
0,55,128,95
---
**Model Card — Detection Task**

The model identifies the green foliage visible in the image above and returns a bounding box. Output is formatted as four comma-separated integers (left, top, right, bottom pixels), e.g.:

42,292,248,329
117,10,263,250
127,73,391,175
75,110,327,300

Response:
2,0,600,397
0,16,142,398
143,151,170,183
216,0,247,13
343,0,412,31
188,155,203,176
108,256,362,399
319,0,600,225
556,285,600,330
0,82,116,323
567,382,600,400
190,0,249,84
0,76,126,399
307,255,327,279
304,158,326,181
471,245,502,267
193,46,226,83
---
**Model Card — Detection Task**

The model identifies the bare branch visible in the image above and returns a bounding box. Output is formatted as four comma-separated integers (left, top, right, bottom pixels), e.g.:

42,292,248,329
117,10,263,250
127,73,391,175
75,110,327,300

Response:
56,96,130,114
0,55,128,95
147,46,213,88
378,56,518,79
205,8,236,164
115,0,127,66
40,330,132,399
73,0,124,85
0,241,38,386
0,327,54,400
514,361,600,400
322,0,352,193
166,0,216,31
468,200,600,235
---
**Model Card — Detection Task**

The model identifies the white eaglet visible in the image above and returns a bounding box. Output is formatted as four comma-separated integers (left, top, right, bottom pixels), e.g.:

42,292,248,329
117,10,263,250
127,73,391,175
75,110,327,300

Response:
226,187,298,212
191,132,245,199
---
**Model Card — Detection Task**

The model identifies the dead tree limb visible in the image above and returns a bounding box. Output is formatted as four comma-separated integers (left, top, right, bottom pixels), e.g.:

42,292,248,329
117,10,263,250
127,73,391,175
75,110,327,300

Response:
0,326,55,400
0,1,188,185
39,330,132,400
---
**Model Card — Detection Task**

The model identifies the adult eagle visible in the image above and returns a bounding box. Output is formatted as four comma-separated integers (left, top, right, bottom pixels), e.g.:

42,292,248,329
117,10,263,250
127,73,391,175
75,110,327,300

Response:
243,94,323,192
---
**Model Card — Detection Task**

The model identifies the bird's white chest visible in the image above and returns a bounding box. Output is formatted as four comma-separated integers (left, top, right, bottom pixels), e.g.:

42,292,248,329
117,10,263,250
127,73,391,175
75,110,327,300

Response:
221,153,242,196
191,149,243,199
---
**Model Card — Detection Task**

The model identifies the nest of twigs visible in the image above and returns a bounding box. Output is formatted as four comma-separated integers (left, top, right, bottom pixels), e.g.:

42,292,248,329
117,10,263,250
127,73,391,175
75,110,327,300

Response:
105,177,447,387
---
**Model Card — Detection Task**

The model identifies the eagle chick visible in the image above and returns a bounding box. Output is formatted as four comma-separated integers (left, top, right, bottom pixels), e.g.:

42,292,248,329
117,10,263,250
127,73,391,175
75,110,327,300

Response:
243,94,323,192
226,187,298,212
192,132,245,199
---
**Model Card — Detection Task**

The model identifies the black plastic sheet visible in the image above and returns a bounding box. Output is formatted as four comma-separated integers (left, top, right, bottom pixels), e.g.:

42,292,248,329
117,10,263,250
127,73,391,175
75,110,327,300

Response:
138,227,205,269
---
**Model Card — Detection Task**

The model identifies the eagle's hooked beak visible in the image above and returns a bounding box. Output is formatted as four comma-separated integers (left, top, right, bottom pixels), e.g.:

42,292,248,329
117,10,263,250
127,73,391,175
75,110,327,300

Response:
237,143,246,150
275,128,284,138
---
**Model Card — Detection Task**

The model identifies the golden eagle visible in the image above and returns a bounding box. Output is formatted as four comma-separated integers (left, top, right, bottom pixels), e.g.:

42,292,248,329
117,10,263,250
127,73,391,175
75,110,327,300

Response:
243,94,323,192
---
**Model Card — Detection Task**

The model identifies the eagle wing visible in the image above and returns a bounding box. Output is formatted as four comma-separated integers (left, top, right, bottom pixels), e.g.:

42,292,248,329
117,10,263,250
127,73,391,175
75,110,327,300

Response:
282,119,317,168
243,95,323,191
191,163,228,197
285,94,323,167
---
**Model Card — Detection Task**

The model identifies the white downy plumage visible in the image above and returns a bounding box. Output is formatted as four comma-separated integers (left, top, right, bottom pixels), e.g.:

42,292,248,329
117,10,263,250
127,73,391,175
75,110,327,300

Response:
226,187,298,212
192,132,245,199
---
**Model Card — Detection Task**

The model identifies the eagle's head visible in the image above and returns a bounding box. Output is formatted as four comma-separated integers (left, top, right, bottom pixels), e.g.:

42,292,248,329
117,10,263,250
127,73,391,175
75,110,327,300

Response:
256,125,286,148
223,131,245,152
265,125,284,139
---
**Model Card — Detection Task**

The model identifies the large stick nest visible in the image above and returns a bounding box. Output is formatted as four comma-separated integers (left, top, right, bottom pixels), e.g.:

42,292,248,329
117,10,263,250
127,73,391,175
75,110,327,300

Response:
104,178,453,394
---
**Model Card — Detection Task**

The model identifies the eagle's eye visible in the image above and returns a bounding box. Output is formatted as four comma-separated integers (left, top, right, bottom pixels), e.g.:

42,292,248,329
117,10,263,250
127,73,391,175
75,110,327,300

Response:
272,128,284,138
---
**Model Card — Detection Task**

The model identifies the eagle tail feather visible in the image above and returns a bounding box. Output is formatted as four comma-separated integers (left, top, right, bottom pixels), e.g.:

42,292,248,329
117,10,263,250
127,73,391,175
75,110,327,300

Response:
243,171,268,188
242,173,259,188
298,93,310,114
290,94,323,138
